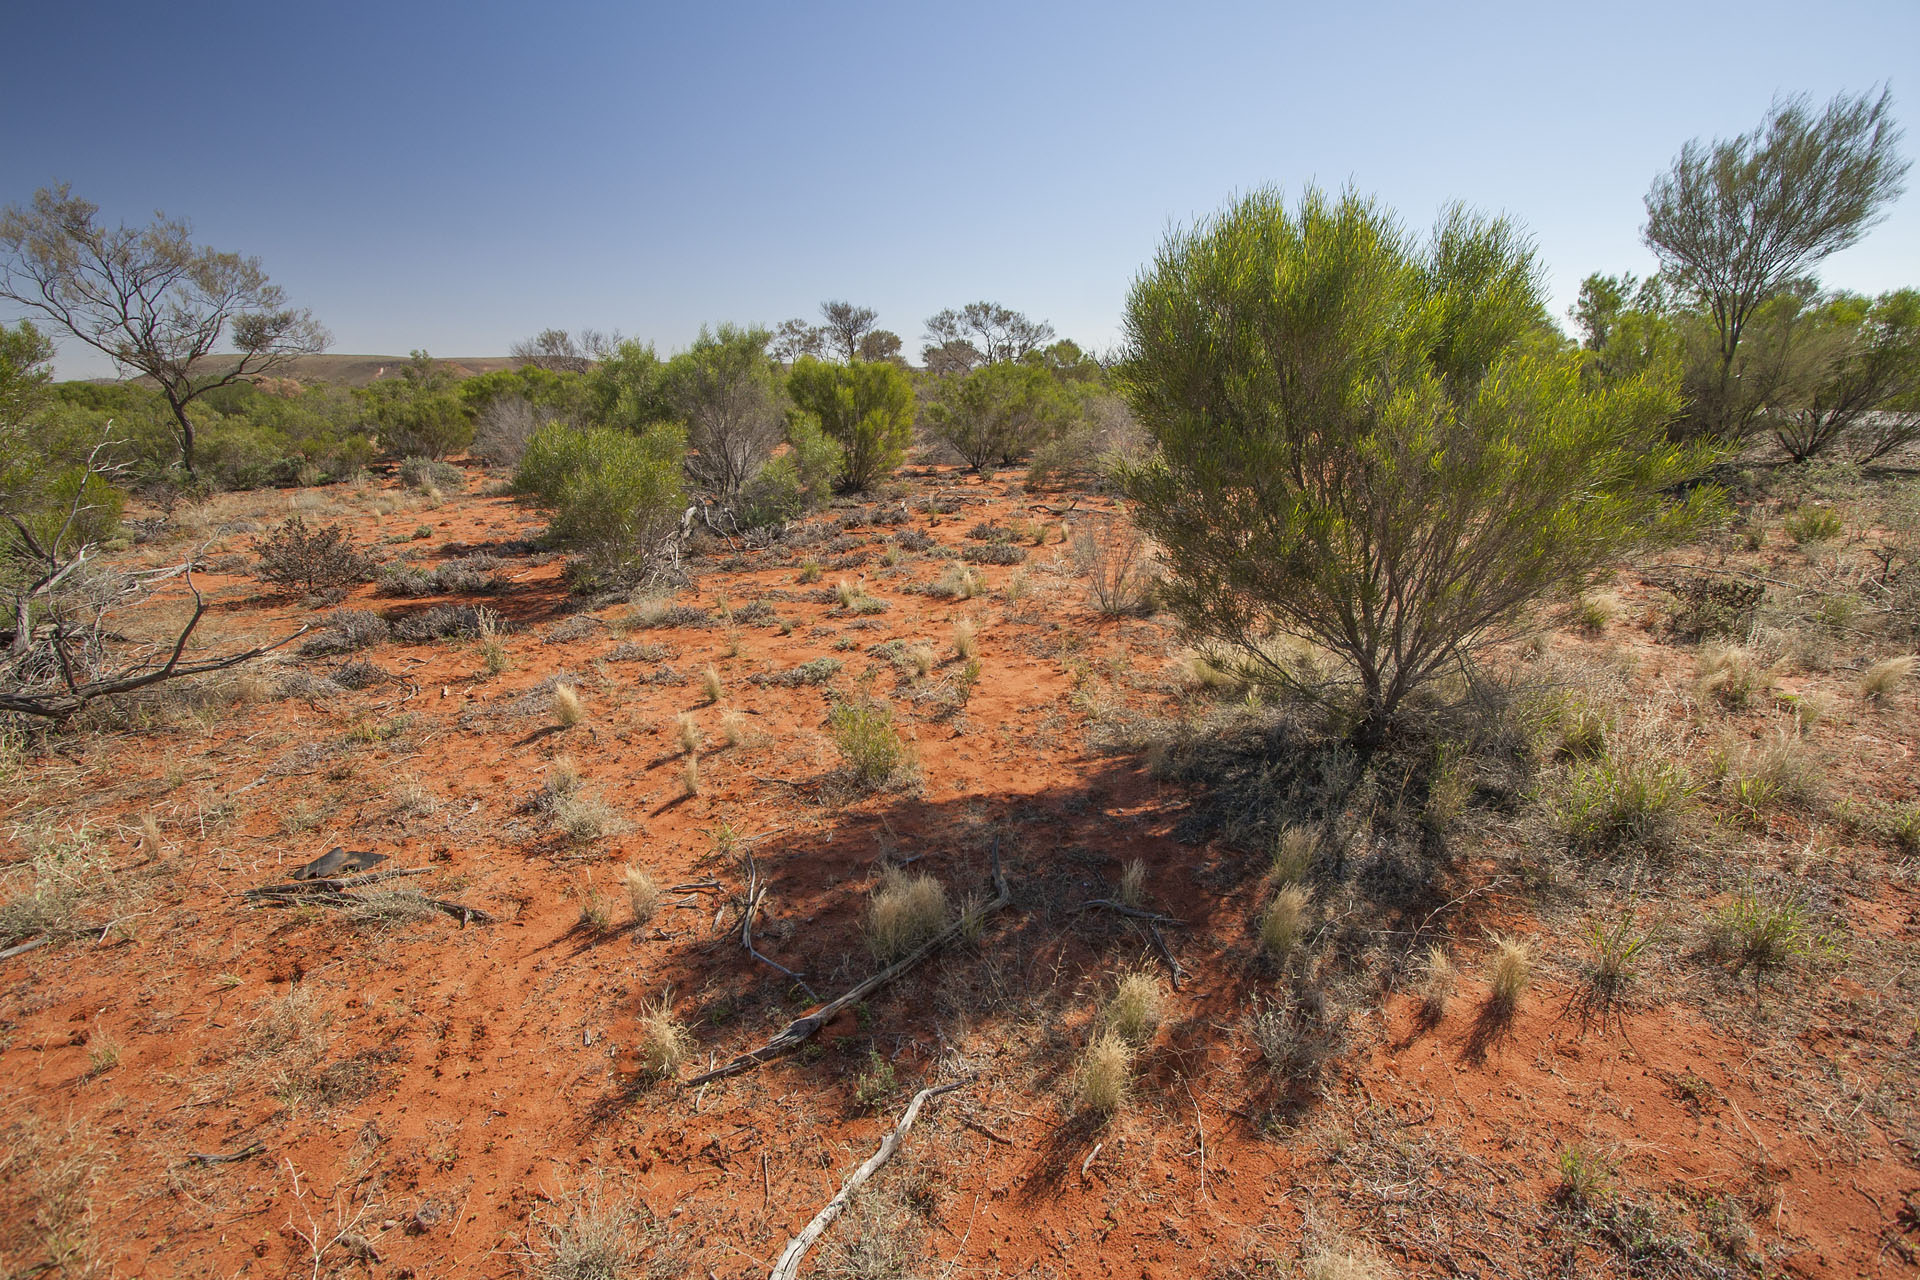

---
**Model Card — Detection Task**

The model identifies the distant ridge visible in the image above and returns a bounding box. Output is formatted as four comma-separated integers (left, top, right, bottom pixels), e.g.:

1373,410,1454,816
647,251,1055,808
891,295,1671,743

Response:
87,353,526,389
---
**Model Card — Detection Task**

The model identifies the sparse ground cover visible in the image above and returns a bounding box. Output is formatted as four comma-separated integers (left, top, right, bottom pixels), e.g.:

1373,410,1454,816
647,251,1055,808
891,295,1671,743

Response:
0,449,1916,1280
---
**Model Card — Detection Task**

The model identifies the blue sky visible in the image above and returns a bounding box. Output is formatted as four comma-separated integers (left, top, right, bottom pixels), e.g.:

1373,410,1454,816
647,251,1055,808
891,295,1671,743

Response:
5,0,1918,378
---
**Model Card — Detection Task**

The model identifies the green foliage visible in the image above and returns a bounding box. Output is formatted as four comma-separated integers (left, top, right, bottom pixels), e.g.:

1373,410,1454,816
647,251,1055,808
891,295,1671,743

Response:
363,382,473,459
660,323,783,494
1556,756,1692,854
924,360,1075,472
582,339,672,430
1118,187,1717,745
784,357,914,492
516,422,687,575
460,364,588,422
828,698,911,786
1643,89,1911,442
0,323,125,568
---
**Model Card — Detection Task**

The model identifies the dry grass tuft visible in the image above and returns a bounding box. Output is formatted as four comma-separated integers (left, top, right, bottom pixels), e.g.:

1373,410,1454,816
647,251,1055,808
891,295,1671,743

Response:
866,867,949,961
1696,643,1763,709
138,814,164,854
951,617,978,661
1270,824,1316,884
1861,654,1916,701
1076,1031,1134,1115
721,710,747,747
1300,1240,1392,1280
551,791,621,844
681,753,701,797
1260,883,1312,958
622,864,659,925
676,713,700,755
1485,934,1533,1010
551,682,586,728
1116,858,1147,909
1104,970,1165,1044
907,643,937,678
577,881,612,932
1415,944,1456,1020
636,995,689,1079
537,1179,641,1280
700,664,724,705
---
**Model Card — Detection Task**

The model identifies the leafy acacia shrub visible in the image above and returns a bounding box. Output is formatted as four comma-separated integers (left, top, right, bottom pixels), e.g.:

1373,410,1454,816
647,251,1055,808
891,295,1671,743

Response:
924,360,1074,472
253,516,373,594
516,422,687,576
369,390,472,459
785,357,914,492
398,456,463,493
1117,188,1716,746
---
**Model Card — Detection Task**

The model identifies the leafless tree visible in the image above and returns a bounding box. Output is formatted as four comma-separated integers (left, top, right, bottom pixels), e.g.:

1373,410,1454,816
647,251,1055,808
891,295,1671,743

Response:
510,327,622,373
818,301,879,362
0,185,330,481
2,439,303,720
923,302,1055,367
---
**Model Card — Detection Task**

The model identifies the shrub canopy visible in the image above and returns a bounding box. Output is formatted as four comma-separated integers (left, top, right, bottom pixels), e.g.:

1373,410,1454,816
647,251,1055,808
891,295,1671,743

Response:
1118,188,1718,745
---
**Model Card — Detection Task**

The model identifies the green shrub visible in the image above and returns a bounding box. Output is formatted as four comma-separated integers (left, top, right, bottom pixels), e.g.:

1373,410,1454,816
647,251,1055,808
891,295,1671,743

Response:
829,699,911,786
785,357,914,492
369,390,473,459
516,422,687,575
1115,187,1717,747
1782,505,1844,544
1709,883,1816,974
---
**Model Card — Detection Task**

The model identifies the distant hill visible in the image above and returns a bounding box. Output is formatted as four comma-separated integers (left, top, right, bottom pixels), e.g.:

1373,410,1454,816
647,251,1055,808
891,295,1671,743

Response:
88,353,527,389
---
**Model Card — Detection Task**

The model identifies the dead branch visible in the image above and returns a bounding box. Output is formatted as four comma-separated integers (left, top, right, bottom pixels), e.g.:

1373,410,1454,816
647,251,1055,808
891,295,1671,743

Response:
186,1142,266,1166
739,852,819,1002
244,886,495,926
1072,898,1186,987
0,935,52,961
242,867,433,896
685,840,1010,1088
768,1079,970,1280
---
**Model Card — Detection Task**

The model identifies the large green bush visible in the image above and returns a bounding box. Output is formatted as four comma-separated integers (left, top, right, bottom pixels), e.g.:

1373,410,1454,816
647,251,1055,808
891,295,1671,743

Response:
784,357,914,492
923,360,1074,472
1119,188,1719,746
516,422,687,575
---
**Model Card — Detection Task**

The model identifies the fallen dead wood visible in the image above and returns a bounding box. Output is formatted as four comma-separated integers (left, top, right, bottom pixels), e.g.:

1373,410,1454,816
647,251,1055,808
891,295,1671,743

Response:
1072,899,1187,988
685,840,1010,1088
768,1079,969,1280
0,935,52,961
245,886,496,926
738,853,819,1002
185,1141,266,1167
243,867,433,897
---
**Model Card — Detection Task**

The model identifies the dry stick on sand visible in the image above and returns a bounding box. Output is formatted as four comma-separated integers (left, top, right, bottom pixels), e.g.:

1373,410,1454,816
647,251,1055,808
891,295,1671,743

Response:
245,867,434,896
685,840,1011,1088
739,853,820,1002
1071,899,1187,989
768,1079,971,1280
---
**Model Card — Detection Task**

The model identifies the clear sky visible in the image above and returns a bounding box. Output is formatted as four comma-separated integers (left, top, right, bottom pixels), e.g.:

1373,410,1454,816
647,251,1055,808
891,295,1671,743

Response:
5,0,1917,378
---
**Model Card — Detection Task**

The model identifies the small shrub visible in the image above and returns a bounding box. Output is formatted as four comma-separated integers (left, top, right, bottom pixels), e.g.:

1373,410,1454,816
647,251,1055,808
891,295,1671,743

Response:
866,867,949,960
1260,883,1312,958
552,791,620,844
721,711,746,747
1104,970,1165,1045
1075,1032,1133,1115
1557,1143,1615,1207
748,657,843,688
253,516,372,595
1071,514,1156,616
1861,654,1916,701
1485,934,1532,1010
392,603,495,641
636,996,689,1078
299,608,390,656
852,1051,897,1109
1247,993,1338,1087
1666,573,1764,641
797,560,822,584
1718,726,1821,810
1574,591,1619,633
830,699,911,787
398,456,464,493
478,609,510,675
930,563,985,600
963,542,1026,565
1782,505,1843,545
551,683,586,728
622,865,659,925
906,644,936,679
